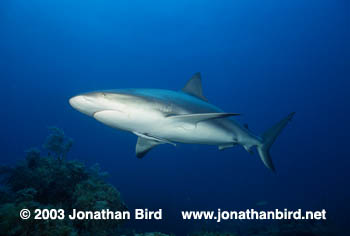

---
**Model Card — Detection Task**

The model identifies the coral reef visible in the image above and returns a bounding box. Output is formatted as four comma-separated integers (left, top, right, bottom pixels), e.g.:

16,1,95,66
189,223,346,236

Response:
43,126,73,160
0,127,126,236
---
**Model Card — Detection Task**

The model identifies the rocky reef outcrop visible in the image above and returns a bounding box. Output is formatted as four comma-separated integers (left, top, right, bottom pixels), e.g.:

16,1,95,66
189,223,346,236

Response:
0,127,126,236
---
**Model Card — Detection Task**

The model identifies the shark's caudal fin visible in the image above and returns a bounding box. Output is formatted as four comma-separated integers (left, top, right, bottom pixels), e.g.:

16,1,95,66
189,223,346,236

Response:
257,112,295,172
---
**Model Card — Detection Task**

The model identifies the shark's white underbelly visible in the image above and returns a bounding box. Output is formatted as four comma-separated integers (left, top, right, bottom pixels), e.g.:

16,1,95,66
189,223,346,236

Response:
93,109,233,145
151,121,233,145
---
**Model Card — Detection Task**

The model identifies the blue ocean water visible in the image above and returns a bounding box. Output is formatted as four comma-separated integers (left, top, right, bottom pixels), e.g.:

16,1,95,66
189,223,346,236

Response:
1,0,349,234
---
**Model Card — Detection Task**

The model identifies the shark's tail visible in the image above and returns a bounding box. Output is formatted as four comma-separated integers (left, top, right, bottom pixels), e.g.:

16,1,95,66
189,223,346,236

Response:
257,112,295,172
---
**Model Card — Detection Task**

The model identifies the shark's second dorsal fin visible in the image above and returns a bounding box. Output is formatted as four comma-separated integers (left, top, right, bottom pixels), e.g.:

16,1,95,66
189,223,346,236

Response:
182,72,208,101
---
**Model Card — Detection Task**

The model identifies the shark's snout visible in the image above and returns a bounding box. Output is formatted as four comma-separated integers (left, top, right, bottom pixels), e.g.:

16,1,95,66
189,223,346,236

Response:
69,95,84,110
69,95,100,116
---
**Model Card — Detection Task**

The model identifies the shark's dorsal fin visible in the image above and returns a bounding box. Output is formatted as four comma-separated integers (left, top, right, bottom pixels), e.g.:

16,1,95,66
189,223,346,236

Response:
182,72,208,101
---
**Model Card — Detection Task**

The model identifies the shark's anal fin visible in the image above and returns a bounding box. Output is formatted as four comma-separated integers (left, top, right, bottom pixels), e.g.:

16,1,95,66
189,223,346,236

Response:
243,144,254,155
182,72,208,101
167,113,240,126
135,137,160,158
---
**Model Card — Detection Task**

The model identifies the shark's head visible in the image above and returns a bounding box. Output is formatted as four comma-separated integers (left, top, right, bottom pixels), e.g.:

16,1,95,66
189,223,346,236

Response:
69,90,164,132
69,91,132,117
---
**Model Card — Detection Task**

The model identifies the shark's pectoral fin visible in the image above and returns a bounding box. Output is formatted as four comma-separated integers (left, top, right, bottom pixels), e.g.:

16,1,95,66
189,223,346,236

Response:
133,132,176,146
134,132,176,158
136,137,160,158
167,113,240,127
182,72,208,101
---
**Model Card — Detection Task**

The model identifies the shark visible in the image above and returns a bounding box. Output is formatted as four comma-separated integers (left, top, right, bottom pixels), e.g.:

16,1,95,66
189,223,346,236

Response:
69,73,294,171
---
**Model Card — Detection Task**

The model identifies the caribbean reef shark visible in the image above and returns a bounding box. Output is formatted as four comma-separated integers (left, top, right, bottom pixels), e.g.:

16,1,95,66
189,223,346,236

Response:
69,73,294,171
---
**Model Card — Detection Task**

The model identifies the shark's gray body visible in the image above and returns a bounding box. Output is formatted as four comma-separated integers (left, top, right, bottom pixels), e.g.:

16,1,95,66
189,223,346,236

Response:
69,73,294,171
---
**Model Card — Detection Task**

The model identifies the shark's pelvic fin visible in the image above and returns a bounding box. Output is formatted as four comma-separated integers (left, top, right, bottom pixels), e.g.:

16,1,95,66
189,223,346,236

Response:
182,72,208,101
167,113,240,126
135,137,160,158
218,143,236,150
